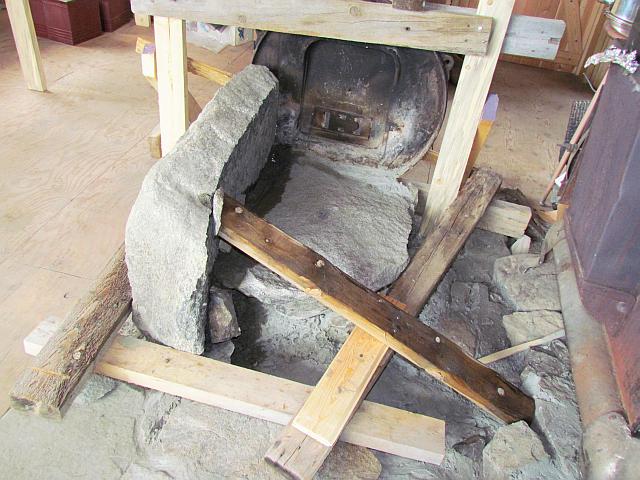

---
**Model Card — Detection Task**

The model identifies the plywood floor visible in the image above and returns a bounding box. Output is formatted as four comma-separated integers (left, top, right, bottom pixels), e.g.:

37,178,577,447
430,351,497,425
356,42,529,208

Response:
0,14,591,416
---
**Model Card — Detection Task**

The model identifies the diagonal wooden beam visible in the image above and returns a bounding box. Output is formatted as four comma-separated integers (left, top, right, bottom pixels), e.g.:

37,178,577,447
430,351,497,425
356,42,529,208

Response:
218,187,534,424
265,168,513,478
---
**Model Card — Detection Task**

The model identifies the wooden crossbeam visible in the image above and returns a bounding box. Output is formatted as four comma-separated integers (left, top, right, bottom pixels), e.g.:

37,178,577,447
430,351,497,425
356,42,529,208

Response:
219,192,534,424
131,0,493,56
23,320,445,463
130,0,565,60
10,246,130,418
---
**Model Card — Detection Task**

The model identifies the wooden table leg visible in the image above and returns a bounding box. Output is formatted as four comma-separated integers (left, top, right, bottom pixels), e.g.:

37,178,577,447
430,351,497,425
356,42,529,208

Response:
6,0,47,92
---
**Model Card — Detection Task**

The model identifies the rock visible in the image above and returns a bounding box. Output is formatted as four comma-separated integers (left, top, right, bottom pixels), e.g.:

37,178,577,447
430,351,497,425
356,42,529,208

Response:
502,310,564,345
452,229,510,284
208,287,240,343
122,463,173,479
520,343,582,479
215,154,414,318
447,281,510,358
135,392,382,480
118,313,145,339
125,65,279,353
202,339,235,363
231,293,344,379
493,254,561,311
0,384,144,478
482,421,549,480
72,374,118,405
510,235,531,254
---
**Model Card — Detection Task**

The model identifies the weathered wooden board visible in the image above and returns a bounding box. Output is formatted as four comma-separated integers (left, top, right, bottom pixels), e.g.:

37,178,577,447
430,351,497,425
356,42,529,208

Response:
131,0,493,55
130,0,566,59
24,325,445,464
10,245,131,418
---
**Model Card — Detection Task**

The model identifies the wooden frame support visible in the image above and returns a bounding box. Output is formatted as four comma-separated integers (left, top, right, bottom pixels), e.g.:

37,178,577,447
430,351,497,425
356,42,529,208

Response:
420,0,515,237
23,320,445,463
154,17,189,154
260,170,531,478
132,0,493,55
130,0,566,59
219,189,534,424
6,0,47,91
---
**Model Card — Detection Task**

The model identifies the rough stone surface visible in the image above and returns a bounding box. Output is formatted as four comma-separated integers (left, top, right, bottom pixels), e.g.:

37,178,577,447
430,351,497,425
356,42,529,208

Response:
482,421,549,480
125,65,279,353
452,229,511,284
208,287,240,343
520,342,583,479
502,310,565,345
0,384,144,479
135,392,382,480
215,154,414,318
493,254,561,311
72,374,118,405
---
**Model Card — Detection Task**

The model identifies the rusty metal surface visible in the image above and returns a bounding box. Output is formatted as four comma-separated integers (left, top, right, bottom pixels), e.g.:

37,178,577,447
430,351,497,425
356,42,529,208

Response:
252,32,447,175
565,59,640,432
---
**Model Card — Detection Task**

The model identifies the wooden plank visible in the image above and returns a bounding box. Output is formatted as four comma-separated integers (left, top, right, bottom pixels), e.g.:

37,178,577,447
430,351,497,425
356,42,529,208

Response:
131,0,565,60
10,245,131,418
148,123,162,159
24,325,445,463
420,0,515,237
427,3,565,60
477,199,532,238
187,57,232,86
219,188,535,424
131,0,493,56
134,13,151,27
292,327,390,446
154,17,189,154
479,329,565,364
6,0,46,91
562,0,582,54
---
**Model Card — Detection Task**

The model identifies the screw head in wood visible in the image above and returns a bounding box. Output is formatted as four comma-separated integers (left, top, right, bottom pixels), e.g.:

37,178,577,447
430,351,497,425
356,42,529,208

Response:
497,387,505,396
234,206,244,214
315,259,325,268
435,336,441,343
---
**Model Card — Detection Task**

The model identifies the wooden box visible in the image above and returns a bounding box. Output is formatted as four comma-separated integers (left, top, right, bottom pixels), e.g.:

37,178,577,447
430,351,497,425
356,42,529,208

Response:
28,0,103,45
99,0,132,32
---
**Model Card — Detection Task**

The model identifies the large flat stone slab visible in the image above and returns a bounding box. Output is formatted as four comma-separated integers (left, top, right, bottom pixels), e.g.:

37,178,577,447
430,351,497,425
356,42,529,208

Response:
135,392,382,480
215,155,414,318
125,65,278,353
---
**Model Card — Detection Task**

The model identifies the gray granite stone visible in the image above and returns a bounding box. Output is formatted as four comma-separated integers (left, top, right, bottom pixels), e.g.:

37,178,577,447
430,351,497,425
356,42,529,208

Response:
493,254,561,311
482,421,549,480
502,310,564,345
125,65,278,353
